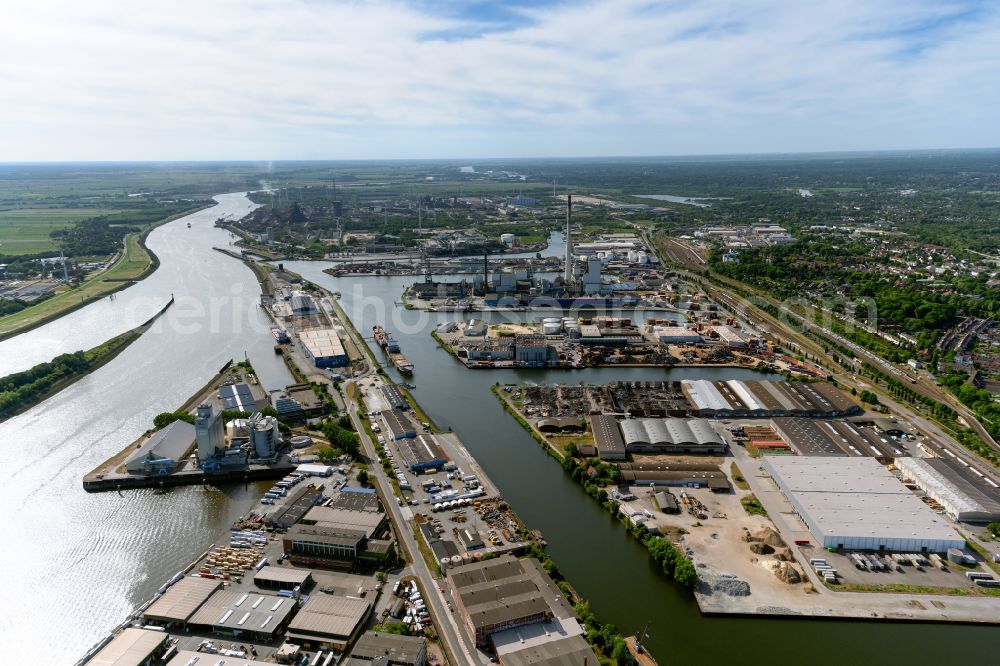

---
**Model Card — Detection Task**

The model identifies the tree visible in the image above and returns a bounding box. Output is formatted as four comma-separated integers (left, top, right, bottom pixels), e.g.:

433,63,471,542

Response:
153,410,195,429
316,446,342,462
357,469,370,485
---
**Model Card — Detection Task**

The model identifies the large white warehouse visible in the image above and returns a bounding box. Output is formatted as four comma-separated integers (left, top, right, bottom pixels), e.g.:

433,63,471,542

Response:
896,456,1000,524
762,456,965,552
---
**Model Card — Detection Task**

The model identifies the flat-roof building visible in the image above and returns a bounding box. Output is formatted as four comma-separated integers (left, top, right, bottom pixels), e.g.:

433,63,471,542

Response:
589,415,626,461
286,594,373,650
896,457,1000,523
266,486,323,529
125,420,196,476
448,555,576,648
762,456,964,552
772,417,906,462
187,589,296,641
219,382,259,412
301,506,388,538
381,385,409,411
87,628,168,666
682,379,861,418
618,462,730,491
653,325,702,344
499,634,599,666
381,410,417,441
253,565,313,591
168,651,272,666
347,631,427,665
283,524,368,569
298,328,349,368
332,487,382,512
141,576,222,627
397,434,448,472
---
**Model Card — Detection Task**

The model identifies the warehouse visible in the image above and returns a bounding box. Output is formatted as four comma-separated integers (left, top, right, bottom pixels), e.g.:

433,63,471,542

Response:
618,462,729,491
266,486,323,529
498,634,599,666
219,382,259,412
381,385,409,411
589,415,627,461
772,417,906,461
711,324,752,347
187,589,296,641
124,420,196,475
397,434,449,472
536,418,585,434
87,628,169,666
332,487,382,512
286,594,373,650
168,652,272,666
253,565,313,591
682,379,861,418
896,457,1000,523
617,418,726,454
283,524,368,568
653,325,702,344
762,456,964,552
448,555,572,648
141,577,222,627
301,506,388,538
381,410,417,440
298,328,349,368
347,631,427,665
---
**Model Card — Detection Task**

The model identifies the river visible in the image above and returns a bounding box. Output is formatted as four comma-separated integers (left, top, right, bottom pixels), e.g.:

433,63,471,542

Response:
281,263,998,664
0,193,292,662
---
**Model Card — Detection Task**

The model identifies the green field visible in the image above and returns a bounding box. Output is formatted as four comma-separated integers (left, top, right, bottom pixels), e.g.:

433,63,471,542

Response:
0,208,113,255
0,230,151,337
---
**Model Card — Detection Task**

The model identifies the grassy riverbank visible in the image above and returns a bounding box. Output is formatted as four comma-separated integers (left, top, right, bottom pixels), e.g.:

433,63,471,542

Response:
0,297,174,422
0,204,209,340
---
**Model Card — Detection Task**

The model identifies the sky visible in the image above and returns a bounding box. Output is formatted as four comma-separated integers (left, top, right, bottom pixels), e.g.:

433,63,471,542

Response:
2,0,999,160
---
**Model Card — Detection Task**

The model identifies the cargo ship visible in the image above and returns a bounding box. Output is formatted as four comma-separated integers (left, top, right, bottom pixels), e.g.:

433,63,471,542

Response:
388,352,414,374
271,327,289,344
373,324,400,352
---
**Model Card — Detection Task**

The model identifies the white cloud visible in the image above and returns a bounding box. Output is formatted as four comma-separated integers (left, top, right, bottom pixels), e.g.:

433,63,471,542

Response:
1,0,998,159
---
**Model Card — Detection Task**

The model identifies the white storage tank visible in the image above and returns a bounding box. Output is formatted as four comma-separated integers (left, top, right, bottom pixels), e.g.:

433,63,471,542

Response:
500,233,516,246
542,322,562,335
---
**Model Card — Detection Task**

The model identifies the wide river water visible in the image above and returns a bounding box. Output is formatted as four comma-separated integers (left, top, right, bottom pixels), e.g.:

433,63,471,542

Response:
0,198,994,663
0,193,292,662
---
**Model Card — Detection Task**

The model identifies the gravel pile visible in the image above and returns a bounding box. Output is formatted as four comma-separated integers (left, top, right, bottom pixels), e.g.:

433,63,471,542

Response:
703,574,751,597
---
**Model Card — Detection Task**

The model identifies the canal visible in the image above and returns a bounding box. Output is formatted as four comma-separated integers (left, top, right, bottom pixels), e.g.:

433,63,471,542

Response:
282,262,998,664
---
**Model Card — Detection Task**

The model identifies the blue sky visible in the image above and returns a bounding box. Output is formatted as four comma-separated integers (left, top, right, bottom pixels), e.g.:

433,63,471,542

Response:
1,0,998,160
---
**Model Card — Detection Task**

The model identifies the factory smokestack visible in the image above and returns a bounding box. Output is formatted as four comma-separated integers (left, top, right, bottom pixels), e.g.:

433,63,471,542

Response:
564,194,572,283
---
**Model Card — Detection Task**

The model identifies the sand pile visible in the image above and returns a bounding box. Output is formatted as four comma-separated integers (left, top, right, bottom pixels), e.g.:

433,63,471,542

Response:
746,526,785,548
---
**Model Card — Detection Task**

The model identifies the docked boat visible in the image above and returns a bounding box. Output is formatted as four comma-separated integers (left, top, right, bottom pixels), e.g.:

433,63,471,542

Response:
373,324,400,352
388,352,414,374
271,327,289,344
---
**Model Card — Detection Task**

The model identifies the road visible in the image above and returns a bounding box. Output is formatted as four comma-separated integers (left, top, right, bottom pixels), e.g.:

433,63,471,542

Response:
312,290,481,666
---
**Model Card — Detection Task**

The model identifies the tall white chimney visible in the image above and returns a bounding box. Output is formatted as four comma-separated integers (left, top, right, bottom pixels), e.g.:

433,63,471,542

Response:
564,195,572,283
